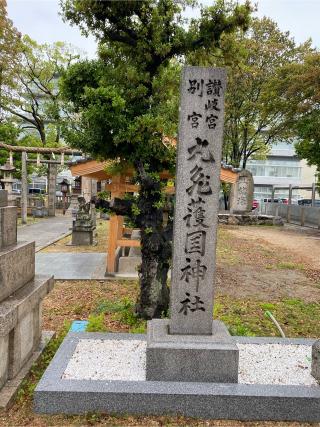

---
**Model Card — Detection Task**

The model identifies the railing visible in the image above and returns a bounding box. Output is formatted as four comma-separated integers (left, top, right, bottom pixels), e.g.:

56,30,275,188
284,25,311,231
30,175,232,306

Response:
13,195,71,212
262,202,320,229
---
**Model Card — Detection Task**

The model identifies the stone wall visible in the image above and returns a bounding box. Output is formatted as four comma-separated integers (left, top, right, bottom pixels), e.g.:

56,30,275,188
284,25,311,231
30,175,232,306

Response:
218,213,283,226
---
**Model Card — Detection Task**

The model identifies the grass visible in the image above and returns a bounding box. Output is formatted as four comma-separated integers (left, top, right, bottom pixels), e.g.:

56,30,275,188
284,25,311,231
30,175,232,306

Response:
276,261,305,270
17,216,41,226
215,296,320,338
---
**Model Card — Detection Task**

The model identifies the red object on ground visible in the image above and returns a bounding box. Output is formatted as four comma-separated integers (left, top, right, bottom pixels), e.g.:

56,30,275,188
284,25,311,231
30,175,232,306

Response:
252,199,259,210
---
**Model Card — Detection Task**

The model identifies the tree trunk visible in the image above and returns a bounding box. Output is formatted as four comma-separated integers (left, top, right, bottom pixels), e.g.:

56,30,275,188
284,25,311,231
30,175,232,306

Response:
134,162,171,319
91,163,172,320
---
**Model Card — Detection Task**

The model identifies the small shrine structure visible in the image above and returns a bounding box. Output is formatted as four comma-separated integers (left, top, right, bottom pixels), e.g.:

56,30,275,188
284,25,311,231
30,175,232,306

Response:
70,159,239,274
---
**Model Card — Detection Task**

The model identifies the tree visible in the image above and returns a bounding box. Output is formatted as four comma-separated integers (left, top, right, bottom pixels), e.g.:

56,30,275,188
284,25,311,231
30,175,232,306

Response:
0,0,21,121
0,34,80,146
60,0,251,319
275,52,320,180
189,17,313,169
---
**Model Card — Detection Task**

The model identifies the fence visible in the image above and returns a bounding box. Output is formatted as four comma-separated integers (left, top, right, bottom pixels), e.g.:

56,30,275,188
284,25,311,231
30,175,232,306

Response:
14,195,71,214
262,202,320,229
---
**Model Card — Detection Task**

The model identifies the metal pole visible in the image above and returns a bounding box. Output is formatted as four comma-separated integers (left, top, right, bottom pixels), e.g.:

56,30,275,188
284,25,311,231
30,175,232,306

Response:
288,184,292,205
271,186,275,203
63,192,66,215
311,183,316,207
21,151,28,224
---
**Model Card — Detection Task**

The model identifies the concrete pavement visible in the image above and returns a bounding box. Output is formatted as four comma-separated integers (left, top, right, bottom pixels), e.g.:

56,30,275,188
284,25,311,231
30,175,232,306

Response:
17,216,71,251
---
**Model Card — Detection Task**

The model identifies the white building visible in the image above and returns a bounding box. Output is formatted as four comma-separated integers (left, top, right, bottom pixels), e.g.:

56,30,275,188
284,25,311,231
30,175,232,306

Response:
246,142,318,201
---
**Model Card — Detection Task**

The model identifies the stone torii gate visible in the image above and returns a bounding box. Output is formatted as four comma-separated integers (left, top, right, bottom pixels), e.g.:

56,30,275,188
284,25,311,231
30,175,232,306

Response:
0,142,82,224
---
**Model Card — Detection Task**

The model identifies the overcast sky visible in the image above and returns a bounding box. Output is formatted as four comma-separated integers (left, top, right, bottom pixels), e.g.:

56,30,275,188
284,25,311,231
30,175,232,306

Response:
6,0,320,59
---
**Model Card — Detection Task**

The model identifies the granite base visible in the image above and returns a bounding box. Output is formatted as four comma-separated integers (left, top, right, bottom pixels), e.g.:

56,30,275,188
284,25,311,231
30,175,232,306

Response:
146,319,239,383
34,332,320,422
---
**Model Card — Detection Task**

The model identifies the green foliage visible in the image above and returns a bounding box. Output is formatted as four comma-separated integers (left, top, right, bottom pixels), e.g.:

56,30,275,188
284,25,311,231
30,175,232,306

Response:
0,29,80,145
97,190,110,200
189,16,313,168
274,52,320,177
61,0,251,170
86,313,108,332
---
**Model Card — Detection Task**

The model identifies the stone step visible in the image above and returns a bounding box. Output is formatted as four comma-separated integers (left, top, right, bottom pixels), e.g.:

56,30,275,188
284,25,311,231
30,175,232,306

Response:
0,241,35,302
0,207,17,249
0,274,54,387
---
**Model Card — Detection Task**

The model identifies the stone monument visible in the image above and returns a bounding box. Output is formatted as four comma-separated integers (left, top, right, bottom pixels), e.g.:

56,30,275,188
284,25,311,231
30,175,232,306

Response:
230,169,254,214
146,66,239,383
71,196,96,245
312,340,320,383
0,190,53,405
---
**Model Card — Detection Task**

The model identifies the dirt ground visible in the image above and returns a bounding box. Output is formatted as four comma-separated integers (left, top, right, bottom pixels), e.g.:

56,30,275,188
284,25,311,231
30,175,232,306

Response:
215,224,320,302
229,224,320,269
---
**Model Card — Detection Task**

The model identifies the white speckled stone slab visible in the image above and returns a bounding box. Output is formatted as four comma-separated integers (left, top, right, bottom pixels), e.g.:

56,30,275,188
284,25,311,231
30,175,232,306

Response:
62,339,317,386
62,339,146,381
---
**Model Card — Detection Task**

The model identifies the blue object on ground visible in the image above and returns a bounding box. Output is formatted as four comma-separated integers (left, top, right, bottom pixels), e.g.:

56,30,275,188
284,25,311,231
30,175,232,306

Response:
70,320,88,332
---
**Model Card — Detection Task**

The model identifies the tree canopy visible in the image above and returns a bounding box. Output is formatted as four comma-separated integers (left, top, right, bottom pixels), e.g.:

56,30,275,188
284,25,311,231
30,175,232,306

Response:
0,0,21,121
61,0,251,171
275,52,320,180
189,17,314,168
0,34,80,146
60,0,252,318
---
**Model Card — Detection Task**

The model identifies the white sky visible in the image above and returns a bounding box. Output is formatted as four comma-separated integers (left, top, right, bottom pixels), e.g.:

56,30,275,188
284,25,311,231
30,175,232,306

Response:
6,0,320,59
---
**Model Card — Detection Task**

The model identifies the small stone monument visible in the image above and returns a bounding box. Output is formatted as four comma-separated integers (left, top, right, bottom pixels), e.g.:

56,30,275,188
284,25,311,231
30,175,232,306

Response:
71,196,96,245
146,66,239,383
312,340,320,383
32,197,48,218
230,169,254,214
0,190,53,402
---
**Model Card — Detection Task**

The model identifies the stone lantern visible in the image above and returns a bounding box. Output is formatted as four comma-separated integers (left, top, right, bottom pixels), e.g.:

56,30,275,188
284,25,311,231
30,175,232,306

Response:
0,160,16,200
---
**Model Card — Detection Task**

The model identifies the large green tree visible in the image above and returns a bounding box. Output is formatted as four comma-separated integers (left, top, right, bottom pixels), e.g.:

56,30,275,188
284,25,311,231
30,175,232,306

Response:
0,33,80,146
275,52,320,180
0,0,21,122
61,0,251,319
189,17,313,168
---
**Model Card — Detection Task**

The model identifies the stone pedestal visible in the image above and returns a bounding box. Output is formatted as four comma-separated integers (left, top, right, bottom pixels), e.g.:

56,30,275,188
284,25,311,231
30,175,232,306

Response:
146,319,239,383
65,194,80,217
312,340,320,383
0,190,53,395
71,229,94,246
71,197,96,246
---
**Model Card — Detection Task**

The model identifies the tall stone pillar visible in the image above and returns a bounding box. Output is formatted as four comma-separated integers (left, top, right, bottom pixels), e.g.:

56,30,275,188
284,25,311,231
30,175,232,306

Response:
48,164,57,217
146,67,239,384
